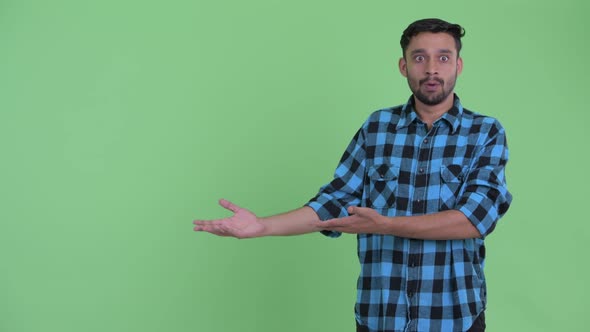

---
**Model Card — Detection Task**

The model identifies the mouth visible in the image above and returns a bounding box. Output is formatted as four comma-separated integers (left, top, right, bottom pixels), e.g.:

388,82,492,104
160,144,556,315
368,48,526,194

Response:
420,78,443,92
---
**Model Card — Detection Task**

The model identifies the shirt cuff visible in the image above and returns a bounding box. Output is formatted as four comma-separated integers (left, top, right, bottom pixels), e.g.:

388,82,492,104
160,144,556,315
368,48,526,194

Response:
457,194,498,238
305,201,342,238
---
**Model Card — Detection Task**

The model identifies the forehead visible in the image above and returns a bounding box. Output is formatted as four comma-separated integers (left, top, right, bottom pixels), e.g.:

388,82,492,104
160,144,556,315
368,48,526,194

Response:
405,32,457,55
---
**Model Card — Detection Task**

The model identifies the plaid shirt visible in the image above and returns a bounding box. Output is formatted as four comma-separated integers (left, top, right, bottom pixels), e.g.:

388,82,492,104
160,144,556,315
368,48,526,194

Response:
306,95,512,332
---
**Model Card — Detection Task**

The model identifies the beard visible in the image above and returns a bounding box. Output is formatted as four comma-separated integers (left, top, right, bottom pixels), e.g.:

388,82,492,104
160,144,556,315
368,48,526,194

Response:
408,72,457,106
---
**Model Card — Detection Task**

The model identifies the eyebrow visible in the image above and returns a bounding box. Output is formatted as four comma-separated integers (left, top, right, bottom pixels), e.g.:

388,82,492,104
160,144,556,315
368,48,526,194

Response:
410,48,454,55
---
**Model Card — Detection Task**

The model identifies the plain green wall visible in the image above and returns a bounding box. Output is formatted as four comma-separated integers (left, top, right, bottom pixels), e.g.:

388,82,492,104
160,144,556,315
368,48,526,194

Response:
1,0,588,331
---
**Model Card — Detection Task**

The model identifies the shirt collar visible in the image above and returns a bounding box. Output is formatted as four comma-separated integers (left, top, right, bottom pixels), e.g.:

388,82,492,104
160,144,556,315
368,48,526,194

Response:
398,94,463,133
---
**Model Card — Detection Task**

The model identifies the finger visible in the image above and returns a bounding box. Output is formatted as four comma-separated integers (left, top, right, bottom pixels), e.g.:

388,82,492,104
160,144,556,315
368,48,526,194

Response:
320,223,350,231
319,220,337,228
193,219,223,226
320,217,351,228
219,199,241,213
194,225,214,232
348,206,367,215
347,206,356,214
194,224,230,237
194,224,217,233
320,225,343,230
349,206,374,217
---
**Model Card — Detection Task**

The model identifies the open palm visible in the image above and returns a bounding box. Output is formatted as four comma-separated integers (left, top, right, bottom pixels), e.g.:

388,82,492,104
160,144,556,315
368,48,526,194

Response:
193,199,266,239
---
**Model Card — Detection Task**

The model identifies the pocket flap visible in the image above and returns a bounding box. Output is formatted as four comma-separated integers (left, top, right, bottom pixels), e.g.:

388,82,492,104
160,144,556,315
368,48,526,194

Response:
441,164,466,183
368,164,399,181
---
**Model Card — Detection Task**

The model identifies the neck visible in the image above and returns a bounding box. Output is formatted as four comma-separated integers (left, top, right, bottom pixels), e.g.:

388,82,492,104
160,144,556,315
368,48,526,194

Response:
413,94,455,129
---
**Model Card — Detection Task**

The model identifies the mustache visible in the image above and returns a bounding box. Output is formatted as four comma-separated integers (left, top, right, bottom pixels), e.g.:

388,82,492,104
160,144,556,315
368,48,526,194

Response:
419,77,444,85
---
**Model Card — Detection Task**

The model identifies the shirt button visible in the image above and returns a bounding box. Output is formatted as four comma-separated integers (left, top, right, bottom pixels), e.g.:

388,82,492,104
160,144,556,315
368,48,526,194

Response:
419,168,424,173
423,138,429,144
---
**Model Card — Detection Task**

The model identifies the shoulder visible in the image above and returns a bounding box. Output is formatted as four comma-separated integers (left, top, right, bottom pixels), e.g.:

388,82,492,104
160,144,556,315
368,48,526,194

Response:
458,107,508,150
460,107,507,136
368,104,406,119
361,104,406,131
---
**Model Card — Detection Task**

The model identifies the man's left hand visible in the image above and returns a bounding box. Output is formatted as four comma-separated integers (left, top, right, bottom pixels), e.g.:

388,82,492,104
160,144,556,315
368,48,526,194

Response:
317,206,389,234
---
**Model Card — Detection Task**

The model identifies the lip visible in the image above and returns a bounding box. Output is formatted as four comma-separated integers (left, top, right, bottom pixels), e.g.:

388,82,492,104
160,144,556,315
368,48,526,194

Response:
422,80,441,91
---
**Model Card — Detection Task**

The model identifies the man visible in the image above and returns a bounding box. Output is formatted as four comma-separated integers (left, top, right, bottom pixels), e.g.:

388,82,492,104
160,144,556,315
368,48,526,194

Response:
193,18,512,332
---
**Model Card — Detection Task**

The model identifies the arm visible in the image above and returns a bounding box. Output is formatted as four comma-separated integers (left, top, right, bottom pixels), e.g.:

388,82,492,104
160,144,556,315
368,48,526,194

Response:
260,205,322,236
193,199,322,239
317,206,480,240
390,210,480,239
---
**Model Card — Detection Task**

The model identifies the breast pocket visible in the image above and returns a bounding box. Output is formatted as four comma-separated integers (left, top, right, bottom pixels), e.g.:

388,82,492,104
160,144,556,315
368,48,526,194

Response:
367,164,400,209
440,164,467,210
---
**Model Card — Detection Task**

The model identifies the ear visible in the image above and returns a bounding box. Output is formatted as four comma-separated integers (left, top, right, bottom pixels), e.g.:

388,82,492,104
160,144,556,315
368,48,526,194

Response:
457,56,463,75
398,57,408,77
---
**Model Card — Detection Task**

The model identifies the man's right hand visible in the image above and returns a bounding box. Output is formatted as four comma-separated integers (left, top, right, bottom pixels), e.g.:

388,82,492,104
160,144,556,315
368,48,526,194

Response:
193,199,266,239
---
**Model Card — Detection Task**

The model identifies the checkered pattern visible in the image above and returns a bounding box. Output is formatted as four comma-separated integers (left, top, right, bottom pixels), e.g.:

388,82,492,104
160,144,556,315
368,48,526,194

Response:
306,95,512,332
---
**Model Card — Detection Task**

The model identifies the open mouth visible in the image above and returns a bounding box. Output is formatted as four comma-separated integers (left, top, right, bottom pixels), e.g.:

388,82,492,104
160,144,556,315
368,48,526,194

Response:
422,80,441,91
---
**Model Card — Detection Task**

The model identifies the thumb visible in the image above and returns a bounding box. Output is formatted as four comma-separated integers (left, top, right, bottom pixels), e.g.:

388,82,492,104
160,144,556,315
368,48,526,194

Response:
219,199,241,213
349,206,373,217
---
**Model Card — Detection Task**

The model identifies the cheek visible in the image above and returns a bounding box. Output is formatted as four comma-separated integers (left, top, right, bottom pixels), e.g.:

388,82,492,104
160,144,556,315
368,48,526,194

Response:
407,66,424,78
406,70,420,83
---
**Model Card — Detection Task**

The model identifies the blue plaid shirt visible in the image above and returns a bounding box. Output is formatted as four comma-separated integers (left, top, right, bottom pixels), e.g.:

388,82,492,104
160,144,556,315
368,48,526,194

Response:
306,95,512,332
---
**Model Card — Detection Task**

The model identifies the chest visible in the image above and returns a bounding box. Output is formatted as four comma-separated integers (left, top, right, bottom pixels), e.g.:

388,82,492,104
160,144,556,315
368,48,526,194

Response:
362,123,479,214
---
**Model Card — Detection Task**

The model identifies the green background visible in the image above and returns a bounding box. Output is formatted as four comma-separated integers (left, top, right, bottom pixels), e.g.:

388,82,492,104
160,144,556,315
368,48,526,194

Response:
1,0,587,331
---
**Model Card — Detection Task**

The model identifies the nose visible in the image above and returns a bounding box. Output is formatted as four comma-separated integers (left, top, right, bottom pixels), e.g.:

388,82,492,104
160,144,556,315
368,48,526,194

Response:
426,59,438,75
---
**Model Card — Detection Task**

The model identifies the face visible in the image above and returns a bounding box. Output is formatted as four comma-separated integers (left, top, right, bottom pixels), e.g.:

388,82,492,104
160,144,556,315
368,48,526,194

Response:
399,32,463,106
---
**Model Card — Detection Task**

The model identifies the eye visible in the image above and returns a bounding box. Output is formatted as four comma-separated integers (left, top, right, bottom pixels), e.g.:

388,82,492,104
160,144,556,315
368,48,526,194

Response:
414,55,425,62
440,55,450,62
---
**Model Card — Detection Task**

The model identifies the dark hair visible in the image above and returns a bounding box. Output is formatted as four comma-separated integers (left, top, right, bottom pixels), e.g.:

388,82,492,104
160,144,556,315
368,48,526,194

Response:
400,18,465,57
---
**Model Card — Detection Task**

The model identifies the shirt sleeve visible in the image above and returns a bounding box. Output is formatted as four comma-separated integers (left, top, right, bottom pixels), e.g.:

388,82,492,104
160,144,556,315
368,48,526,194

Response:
457,119,513,238
305,126,367,238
